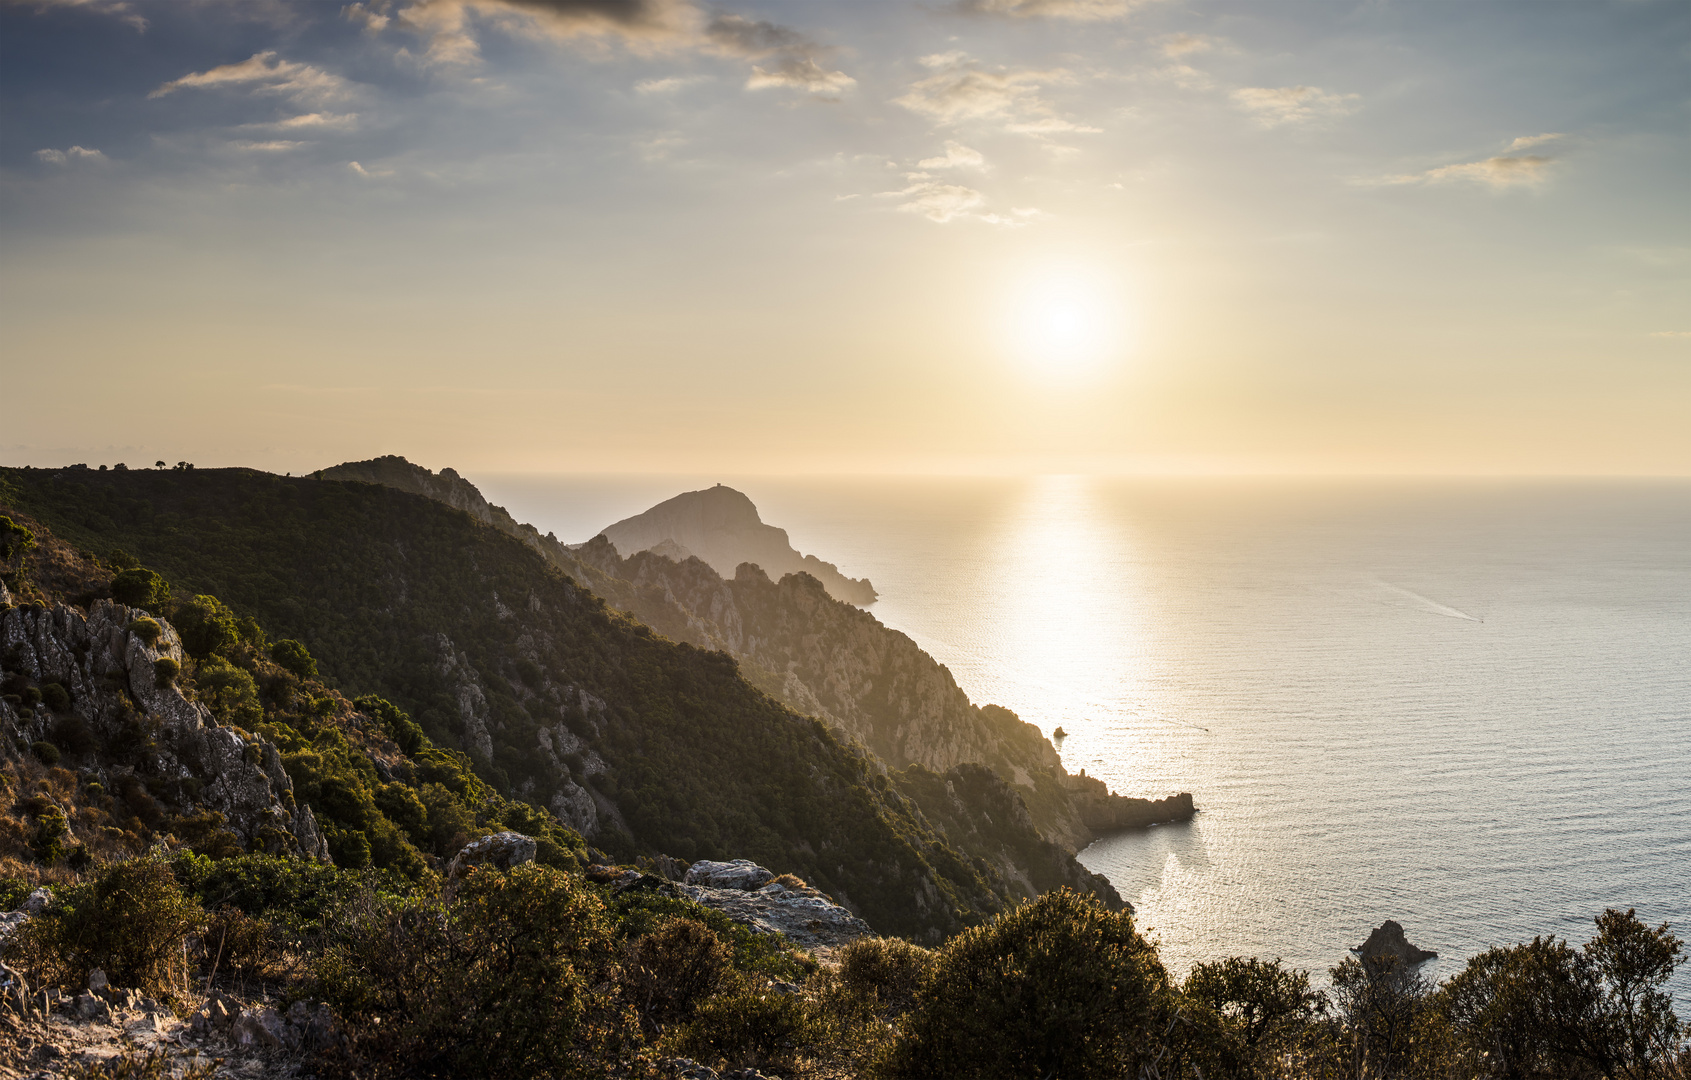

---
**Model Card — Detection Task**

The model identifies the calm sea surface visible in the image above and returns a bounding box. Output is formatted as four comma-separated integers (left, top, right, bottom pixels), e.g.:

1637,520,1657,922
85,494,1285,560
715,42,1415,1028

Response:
482,474,1691,998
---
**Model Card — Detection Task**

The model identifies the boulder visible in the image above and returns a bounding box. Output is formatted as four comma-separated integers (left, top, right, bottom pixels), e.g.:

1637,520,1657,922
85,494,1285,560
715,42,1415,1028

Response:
1354,920,1438,965
448,831,538,881
232,1005,298,1050
74,992,110,1021
684,859,774,891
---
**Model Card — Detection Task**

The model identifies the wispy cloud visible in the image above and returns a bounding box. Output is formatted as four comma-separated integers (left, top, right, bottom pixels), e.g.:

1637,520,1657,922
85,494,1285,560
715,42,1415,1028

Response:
1232,85,1358,127
1647,330,1691,339
1366,136,1566,189
1158,32,1218,58
231,139,306,152
258,112,360,131
8,0,146,30
896,52,1098,137
150,52,353,107
918,141,986,170
705,14,855,97
384,0,699,65
35,145,107,165
957,0,1158,21
877,173,1037,226
634,74,707,94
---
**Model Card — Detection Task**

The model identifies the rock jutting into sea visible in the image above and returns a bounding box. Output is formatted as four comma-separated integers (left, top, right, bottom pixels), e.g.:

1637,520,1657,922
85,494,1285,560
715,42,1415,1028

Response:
1354,919,1438,965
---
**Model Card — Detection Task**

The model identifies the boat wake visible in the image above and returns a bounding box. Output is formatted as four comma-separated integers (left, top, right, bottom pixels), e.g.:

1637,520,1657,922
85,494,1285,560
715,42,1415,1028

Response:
1375,580,1483,622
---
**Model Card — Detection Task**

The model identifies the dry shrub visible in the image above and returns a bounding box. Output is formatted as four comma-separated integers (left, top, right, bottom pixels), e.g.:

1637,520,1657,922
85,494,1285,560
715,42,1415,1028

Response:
6,856,205,996
205,905,287,983
834,936,933,1018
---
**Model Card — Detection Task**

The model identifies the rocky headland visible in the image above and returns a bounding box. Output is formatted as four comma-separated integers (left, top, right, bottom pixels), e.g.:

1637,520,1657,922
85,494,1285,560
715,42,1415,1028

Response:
597,485,877,607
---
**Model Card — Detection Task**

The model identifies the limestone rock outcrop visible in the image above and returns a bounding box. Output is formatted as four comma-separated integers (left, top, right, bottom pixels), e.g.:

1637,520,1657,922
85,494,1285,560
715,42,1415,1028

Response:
0,599,330,860
448,831,538,881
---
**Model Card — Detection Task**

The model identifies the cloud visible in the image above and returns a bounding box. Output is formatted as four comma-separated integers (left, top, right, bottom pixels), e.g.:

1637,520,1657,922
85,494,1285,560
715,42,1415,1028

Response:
957,0,1155,21
1506,132,1563,151
34,145,107,165
1361,134,1570,189
896,52,1099,137
1158,32,1216,58
635,74,706,94
382,0,700,65
6,0,145,30
918,140,986,170
231,140,306,151
1649,330,1691,339
150,52,353,107
348,161,395,177
246,112,360,131
1231,85,1358,127
705,14,855,97
877,174,1036,225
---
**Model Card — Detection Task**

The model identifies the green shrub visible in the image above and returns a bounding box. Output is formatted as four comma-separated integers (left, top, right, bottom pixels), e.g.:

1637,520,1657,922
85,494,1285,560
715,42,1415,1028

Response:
173,594,239,659
39,682,71,712
1179,956,1326,1080
106,548,141,571
314,864,631,1078
193,656,262,727
0,877,35,910
1,515,37,563
110,568,169,612
170,851,369,938
153,657,179,686
7,857,205,995
881,889,1165,1079
270,639,318,680
50,714,96,756
30,741,61,767
835,936,933,1018
127,617,162,646
30,803,70,863
204,905,286,982
625,916,732,1033
672,985,812,1073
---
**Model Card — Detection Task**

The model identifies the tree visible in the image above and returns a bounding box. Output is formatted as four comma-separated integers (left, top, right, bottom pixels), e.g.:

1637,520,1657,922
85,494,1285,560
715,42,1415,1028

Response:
1585,908,1685,1079
174,593,239,658
1330,954,1436,1078
883,889,1166,1079
1,515,36,564
1182,956,1326,1079
270,638,318,680
111,567,170,612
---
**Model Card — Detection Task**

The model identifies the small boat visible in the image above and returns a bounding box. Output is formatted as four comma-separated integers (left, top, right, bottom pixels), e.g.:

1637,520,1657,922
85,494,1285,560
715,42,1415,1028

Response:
1053,726,1067,739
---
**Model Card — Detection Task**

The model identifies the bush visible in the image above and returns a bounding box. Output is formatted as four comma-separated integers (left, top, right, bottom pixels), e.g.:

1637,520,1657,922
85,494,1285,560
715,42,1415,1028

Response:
1,515,37,563
173,594,239,659
672,985,812,1073
153,657,179,686
834,936,933,1018
193,656,262,727
204,905,286,983
7,857,205,995
625,916,732,1033
30,741,61,767
39,682,71,712
128,617,162,646
110,568,169,612
30,803,70,863
107,548,140,571
1180,956,1325,1080
314,863,632,1078
270,639,318,680
881,889,1166,1079
50,714,96,756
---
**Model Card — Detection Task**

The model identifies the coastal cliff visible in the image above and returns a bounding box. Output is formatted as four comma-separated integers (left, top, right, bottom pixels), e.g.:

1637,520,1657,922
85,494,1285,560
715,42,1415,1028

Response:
598,484,878,606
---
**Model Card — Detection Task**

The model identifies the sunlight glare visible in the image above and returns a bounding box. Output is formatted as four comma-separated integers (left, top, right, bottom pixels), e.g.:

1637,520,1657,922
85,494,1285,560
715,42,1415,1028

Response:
1005,264,1131,382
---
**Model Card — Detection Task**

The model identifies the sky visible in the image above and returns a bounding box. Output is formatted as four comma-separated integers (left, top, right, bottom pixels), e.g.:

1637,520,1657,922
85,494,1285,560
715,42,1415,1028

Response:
1,0,1687,476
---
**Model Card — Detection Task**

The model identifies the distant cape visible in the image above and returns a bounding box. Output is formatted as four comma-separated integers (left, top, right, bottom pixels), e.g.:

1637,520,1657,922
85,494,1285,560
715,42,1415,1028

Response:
597,484,877,606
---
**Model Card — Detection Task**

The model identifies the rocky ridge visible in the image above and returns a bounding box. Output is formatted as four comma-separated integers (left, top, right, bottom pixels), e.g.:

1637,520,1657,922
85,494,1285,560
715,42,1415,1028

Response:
1,599,329,861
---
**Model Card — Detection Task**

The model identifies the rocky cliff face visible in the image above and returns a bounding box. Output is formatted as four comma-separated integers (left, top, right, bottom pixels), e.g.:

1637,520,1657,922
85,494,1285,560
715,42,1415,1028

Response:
598,485,877,606
1,599,328,860
574,540,1194,853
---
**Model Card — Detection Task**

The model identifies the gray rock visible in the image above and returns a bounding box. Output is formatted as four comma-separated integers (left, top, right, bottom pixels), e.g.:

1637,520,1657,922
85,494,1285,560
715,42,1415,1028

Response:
74,993,109,1021
679,861,872,952
684,859,774,891
232,1005,298,1050
87,969,108,993
21,889,52,915
448,831,538,881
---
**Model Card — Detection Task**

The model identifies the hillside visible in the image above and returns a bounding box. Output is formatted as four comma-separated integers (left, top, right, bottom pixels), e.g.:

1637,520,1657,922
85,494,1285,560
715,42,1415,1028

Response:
0,465,1022,940
599,484,878,605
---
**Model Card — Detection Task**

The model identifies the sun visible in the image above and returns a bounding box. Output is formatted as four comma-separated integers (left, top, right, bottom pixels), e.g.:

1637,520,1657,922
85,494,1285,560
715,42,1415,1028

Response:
1004,264,1129,381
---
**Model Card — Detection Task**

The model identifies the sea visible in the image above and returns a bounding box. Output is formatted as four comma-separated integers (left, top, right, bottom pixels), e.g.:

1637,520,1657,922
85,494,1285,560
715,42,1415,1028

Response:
480,474,1691,999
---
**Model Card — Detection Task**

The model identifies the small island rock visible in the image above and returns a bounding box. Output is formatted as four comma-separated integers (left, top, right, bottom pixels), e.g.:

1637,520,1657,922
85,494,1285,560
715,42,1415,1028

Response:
1354,919,1437,965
